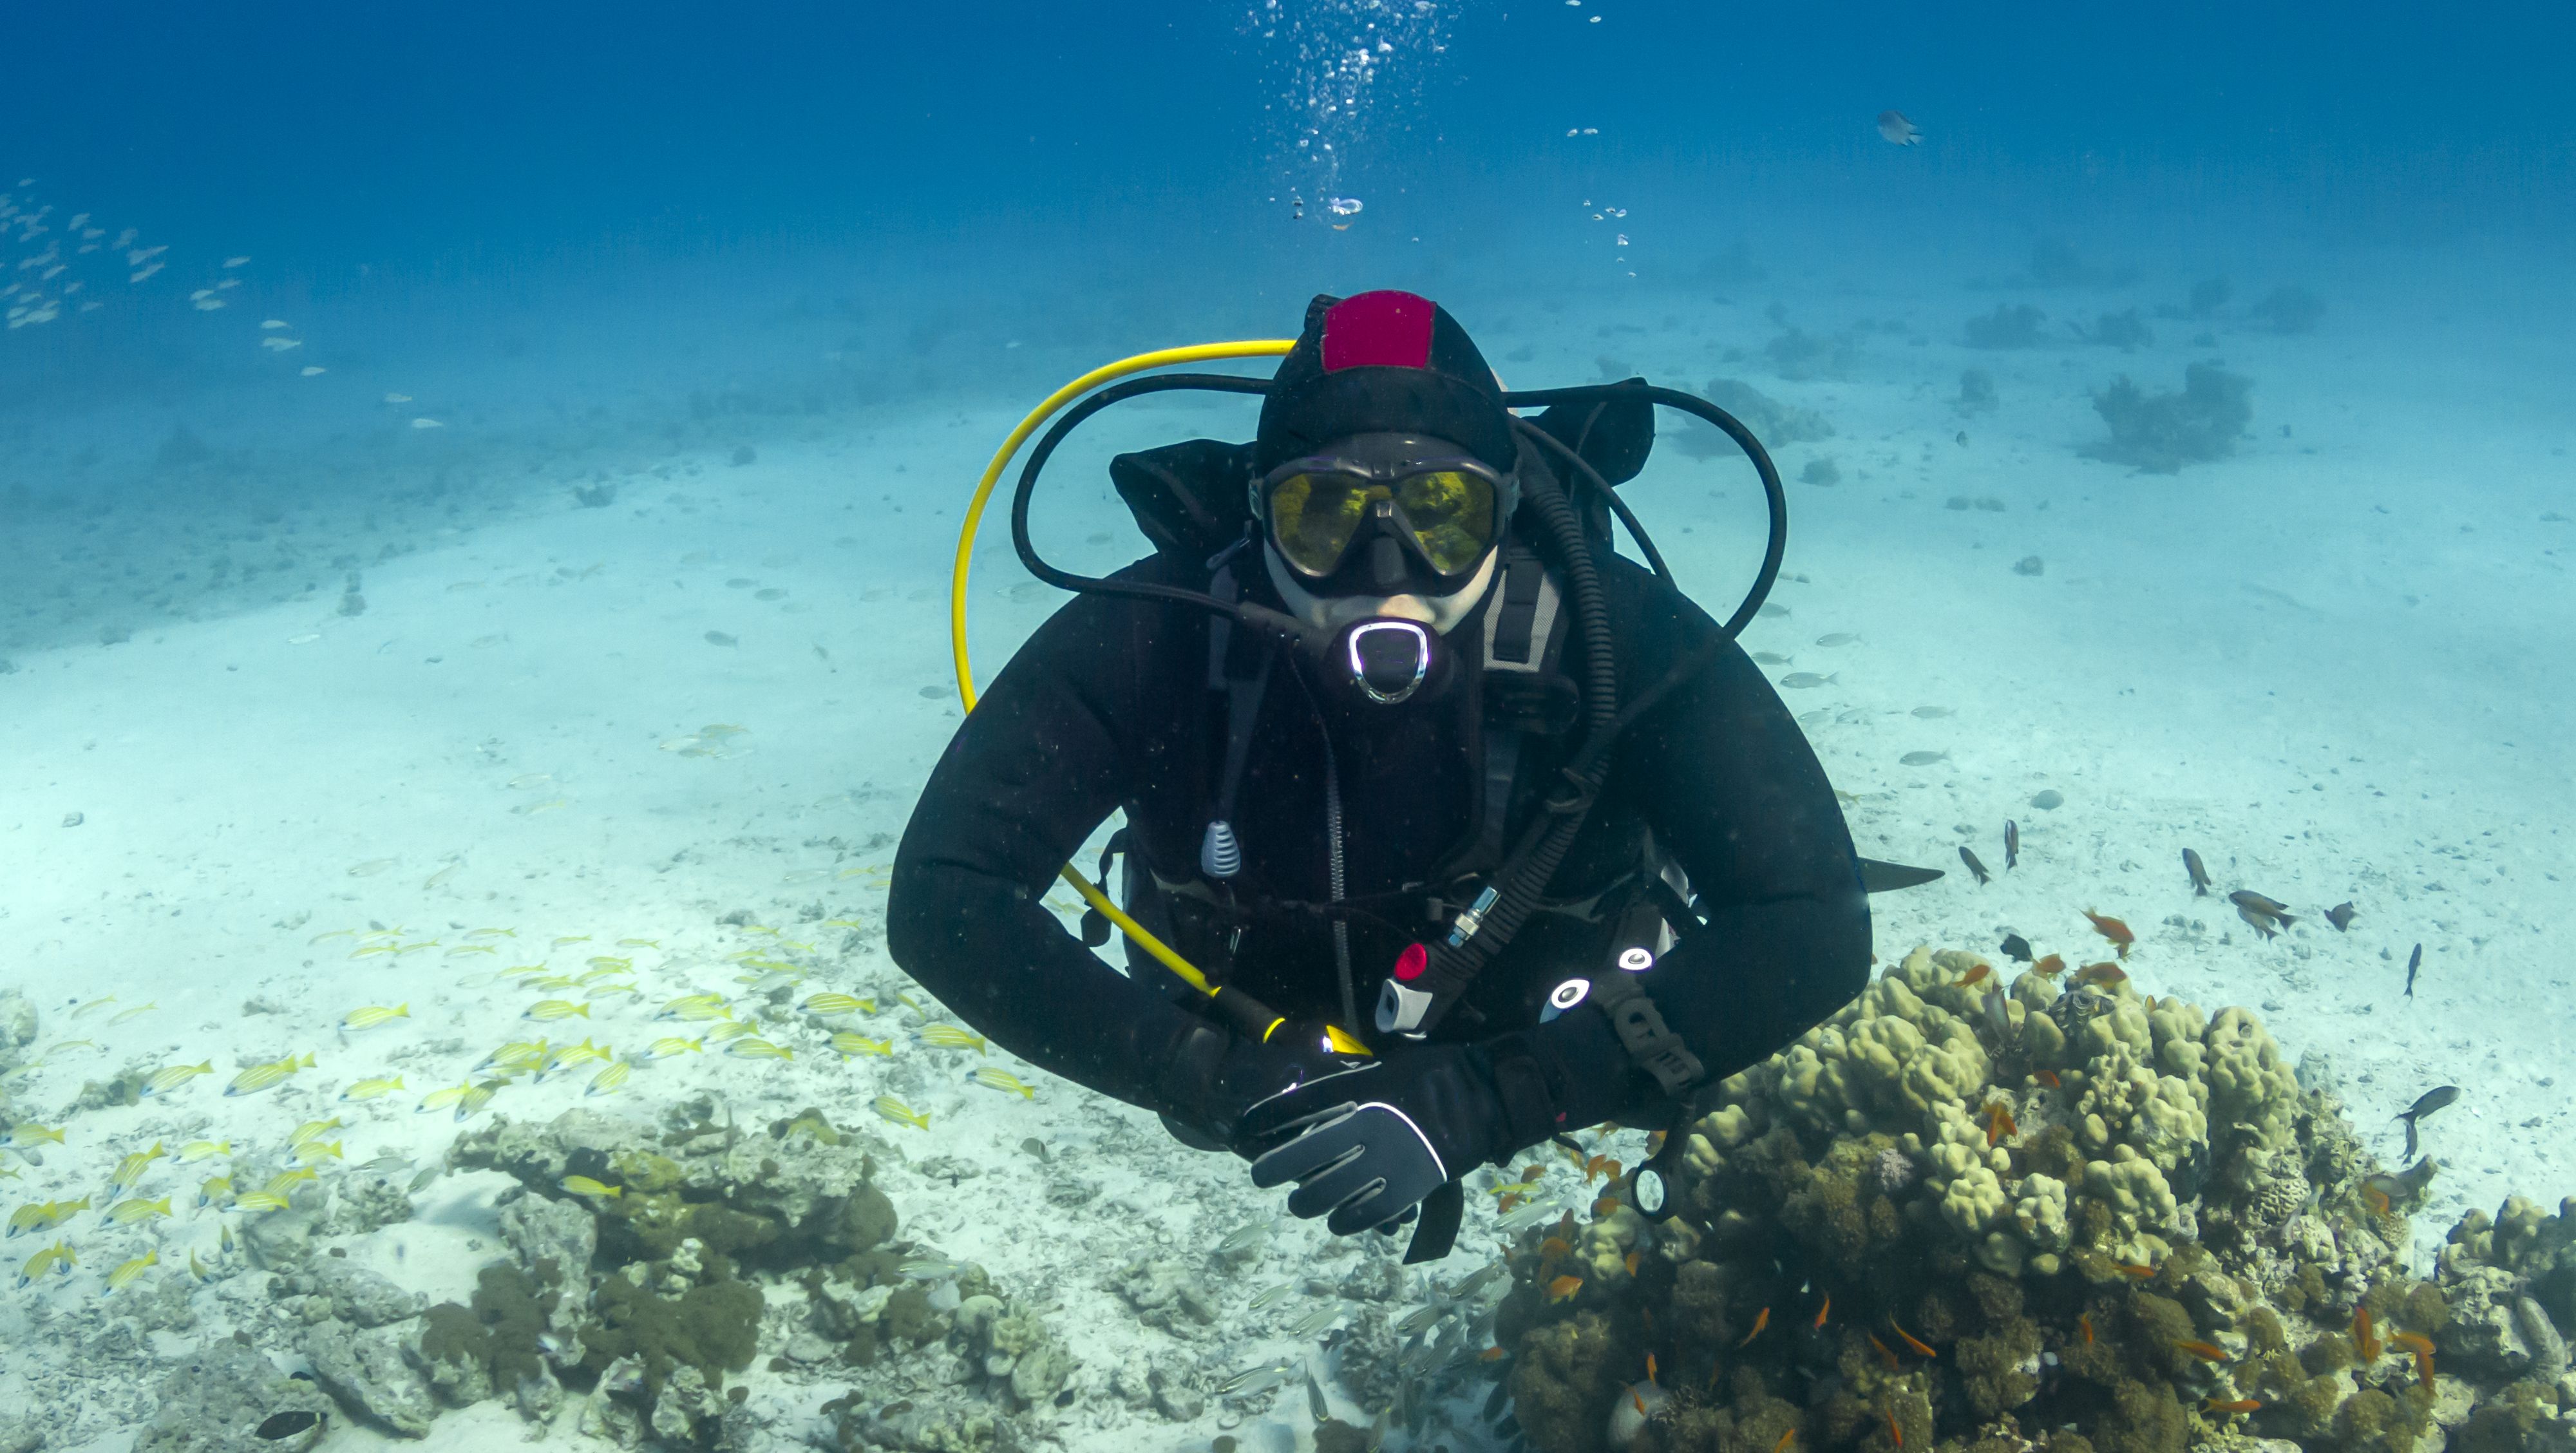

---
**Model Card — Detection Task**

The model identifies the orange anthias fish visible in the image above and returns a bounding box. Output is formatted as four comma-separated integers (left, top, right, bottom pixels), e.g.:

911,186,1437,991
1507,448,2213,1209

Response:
2079,1313,2095,1345
1814,1295,1832,1331
2082,909,2134,958
1625,1251,1642,1277
1596,1197,1626,1220
2031,954,2066,976
1981,1100,2018,1147
1957,962,1991,989
1540,1237,1573,1261
2206,1398,2262,1414
2391,1331,2436,1389
1882,1407,1905,1447
2174,1339,2230,1363
2116,1262,2159,1280
2034,1068,2063,1089
2354,1307,2382,1360
1774,1429,1799,1453
1737,1306,1771,1347
2072,961,2129,989
1545,1275,1584,1303
1889,1320,1937,1358
1868,1333,1900,1369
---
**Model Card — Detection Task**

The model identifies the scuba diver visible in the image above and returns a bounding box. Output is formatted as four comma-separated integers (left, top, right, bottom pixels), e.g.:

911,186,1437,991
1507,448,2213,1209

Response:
889,290,1873,1258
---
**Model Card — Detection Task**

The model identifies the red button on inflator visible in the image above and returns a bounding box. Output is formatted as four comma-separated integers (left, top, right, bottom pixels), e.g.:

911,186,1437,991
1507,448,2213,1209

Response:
1393,942,1428,982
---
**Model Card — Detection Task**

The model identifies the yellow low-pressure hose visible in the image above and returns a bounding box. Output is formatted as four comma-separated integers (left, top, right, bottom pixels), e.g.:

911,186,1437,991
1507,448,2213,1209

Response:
951,341,1361,1050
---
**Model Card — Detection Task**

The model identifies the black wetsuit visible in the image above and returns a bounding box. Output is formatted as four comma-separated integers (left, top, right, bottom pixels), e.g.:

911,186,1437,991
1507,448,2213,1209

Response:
889,519,1872,1147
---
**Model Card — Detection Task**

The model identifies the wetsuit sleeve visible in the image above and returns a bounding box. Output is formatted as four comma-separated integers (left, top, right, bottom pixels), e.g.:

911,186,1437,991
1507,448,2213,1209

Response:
1519,579,1873,1129
886,593,1207,1114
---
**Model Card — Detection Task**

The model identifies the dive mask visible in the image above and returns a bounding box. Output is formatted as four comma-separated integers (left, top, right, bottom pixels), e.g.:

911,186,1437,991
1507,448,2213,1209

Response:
1258,444,1506,600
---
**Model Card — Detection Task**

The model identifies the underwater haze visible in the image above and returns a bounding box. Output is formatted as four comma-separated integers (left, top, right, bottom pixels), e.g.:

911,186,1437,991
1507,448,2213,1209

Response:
5,2,2575,1450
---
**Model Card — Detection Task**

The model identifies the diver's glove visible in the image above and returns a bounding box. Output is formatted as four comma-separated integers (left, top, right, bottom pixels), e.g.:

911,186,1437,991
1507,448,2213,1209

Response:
1236,1045,1511,1237
1155,1021,1367,1155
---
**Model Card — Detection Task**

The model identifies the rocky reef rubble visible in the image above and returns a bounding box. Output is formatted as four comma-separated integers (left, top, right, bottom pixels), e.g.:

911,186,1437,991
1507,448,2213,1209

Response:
419,1097,1076,1449
1490,946,2576,1453
105,1096,1073,1451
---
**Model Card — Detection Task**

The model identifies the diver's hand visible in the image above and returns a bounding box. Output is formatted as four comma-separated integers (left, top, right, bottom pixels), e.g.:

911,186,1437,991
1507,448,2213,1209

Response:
1158,1021,1367,1156
1238,1046,1507,1236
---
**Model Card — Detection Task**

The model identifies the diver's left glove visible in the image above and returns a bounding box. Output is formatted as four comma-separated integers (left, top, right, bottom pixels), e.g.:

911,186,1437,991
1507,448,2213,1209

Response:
1236,1045,1514,1238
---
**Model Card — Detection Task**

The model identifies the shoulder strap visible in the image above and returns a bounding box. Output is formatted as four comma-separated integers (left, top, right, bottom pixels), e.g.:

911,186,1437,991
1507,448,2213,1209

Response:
1434,544,1569,888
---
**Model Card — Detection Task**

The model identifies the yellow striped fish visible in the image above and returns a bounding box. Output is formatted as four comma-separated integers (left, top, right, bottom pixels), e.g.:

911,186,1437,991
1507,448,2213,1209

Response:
225,1052,316,1097
829,1033,895,1058
587,1059,632,1096
801,992,875,1017
726,1038,795,1061
918,1024,988,1055
142,1060,214,1097
971,1067,1038,1100
17,1240,73,1286
873,1096,932,1131
106,1195,171,1226
341,1003,410,1031
523,1000,589,1022
341,1075,406,1101
103,1249,159,1295
641,1037,704,1061
178,1140,230,1163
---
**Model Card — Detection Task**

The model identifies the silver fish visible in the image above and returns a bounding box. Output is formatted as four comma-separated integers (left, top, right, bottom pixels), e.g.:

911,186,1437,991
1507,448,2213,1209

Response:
1900,750,1950,766
1251,1283,1296,1310
901,1256,970,1281
1397,1303,1447,1336
1778,672,1838,689
1910,705,1953,719
1877,109,1924,146
1307,1366,1331,1422
1815,633,1861,647
1218,1360,1295,1397
1289,1304,1341,1337
1752,651,1794,666
1217,1219,1275,1257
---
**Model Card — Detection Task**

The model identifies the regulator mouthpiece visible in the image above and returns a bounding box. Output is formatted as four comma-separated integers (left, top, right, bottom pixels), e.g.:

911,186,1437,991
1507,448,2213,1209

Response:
1343,619,1432,705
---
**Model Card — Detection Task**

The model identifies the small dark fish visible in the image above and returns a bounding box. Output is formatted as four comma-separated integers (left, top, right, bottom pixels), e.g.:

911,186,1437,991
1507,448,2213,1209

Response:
255,1410,323,1440
2182,848,2211,897
2003,820,2019,870
1959,848,1990,887
1999,933,2034,964
2325,902,2358,932
2229,889,2296,939
2396,1085,2461,1159
2405,942,2423,996
1877,109,1924,146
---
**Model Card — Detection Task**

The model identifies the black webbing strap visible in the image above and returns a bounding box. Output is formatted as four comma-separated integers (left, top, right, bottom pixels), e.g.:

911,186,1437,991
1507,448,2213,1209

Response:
1584,968,1705,1097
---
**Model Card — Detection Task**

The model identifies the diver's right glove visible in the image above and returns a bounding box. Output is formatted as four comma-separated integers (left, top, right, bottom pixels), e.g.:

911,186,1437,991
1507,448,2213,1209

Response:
1236,1045,1511,1237
1154,1021,1366,1155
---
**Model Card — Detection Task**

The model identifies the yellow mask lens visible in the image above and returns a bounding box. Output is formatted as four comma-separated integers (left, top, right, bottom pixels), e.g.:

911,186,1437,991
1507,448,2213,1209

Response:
1268,473,1388,576
1393,469,1495,575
